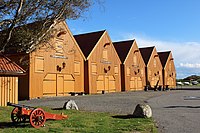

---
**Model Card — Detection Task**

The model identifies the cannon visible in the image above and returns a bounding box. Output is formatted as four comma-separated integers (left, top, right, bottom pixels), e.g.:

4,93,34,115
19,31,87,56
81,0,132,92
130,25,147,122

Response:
7,102,68,128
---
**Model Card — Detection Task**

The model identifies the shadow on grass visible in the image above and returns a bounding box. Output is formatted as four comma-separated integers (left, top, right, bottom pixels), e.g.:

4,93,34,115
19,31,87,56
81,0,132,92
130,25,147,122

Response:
112,114,135,119
164,105,200,108
0,122,30,128
51,107,64,110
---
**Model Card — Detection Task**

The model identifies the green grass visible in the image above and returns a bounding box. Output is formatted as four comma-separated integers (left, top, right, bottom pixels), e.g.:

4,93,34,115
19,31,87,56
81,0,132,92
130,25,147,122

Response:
0,106,158,133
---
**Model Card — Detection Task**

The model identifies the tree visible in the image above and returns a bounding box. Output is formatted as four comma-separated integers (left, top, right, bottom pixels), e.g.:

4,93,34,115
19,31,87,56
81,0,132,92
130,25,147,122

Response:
0,0,97,53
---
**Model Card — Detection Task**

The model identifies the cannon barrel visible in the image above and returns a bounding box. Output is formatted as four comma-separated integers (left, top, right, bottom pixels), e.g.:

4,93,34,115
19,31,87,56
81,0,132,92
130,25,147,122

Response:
7,102,35,109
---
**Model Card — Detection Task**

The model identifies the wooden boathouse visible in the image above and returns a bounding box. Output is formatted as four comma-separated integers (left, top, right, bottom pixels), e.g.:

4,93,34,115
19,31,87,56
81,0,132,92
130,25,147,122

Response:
139,46,163,90
113,40,146,91
5,21,85,100
74,30,121,94
158,51,176,89
0,54,25,106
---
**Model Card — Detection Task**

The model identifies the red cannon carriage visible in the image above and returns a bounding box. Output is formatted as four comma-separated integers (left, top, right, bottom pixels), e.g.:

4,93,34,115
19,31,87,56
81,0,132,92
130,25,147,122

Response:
7,102,68,128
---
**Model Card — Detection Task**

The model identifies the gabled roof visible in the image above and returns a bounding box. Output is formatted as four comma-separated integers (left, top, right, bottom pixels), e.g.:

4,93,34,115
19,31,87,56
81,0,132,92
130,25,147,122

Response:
158,51,171,68
113,40,134,63
139,46,155,65
0,54,25,75
74,30,105,58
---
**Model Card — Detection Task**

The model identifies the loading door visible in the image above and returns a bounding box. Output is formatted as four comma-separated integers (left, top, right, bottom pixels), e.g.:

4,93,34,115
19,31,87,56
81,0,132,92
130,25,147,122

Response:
57,74,64,96
43,74,75,96
130,77,143,91
96,75,116,93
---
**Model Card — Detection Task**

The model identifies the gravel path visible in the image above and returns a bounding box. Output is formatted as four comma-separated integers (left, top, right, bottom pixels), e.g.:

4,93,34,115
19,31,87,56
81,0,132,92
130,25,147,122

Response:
19,90,177,115
148,90,200,133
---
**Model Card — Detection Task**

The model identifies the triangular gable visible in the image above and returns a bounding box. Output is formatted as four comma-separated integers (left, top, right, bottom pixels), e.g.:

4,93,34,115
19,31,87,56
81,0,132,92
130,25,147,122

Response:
158,51,171,68
60,21,86,60
0,54,25,75
0,20,86,60
139,46,155,65
113,40,134,63
74,30,105,58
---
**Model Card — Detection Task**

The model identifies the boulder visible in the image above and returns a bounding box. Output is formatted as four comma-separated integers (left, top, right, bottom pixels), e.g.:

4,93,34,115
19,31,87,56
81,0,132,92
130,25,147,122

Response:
63,100,79,110
133,104,152,118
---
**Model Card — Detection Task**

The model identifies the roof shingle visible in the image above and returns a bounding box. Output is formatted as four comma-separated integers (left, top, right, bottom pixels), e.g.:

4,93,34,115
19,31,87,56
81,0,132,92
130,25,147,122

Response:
0,54,25,75
74,30,105,58
139,46,155,65
113,40,134,63
158,51,171,67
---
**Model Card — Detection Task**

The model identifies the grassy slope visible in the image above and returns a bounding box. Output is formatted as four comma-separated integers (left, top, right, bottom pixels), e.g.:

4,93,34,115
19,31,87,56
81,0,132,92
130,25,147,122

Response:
0,107,158,133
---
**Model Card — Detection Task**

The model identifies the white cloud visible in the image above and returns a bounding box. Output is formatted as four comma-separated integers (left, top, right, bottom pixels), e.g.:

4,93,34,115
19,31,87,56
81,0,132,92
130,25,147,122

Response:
118,32,200,78
180,63,200,68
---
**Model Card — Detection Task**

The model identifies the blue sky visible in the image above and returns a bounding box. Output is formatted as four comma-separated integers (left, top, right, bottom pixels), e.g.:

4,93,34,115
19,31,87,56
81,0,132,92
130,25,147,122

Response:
67,0,200,79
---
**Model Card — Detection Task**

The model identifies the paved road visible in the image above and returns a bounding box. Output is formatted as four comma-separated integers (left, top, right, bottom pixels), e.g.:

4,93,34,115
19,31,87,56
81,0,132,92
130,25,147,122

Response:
148,90,200,133
19,89,200,133
19,91,172,115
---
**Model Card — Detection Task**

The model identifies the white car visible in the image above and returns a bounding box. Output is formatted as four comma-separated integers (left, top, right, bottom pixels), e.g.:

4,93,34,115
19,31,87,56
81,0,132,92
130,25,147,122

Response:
176,82,183,85
183,82,190,85
191,81,199,85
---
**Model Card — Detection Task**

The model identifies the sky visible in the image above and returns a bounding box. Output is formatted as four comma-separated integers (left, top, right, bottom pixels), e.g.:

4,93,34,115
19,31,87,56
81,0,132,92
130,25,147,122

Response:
67,0,200,79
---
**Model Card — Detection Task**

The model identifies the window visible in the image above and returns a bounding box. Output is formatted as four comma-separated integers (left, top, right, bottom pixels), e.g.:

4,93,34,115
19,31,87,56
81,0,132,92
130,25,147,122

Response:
114,66,118,75
55,41,64,55
91,63,97,75
127,67,130,76
169,61,172,71
35,56,44,72
148,70,151,78
102,50,108,60
154,58,156,67
74,61,81,75
133,54,137,66
141,69,144,77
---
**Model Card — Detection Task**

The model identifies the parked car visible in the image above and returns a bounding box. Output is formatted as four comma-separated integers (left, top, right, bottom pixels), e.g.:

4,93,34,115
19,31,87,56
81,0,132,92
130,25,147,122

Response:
183,82,190,85
176,82,183,86
191,81,199,85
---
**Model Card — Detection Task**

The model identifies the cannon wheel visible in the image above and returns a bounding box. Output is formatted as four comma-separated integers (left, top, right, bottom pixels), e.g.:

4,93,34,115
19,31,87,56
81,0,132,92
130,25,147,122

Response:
11,107,26,123
29,108,46,128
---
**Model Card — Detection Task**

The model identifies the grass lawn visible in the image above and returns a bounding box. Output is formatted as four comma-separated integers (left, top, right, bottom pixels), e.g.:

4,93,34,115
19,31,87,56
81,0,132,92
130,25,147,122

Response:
0,106,158,133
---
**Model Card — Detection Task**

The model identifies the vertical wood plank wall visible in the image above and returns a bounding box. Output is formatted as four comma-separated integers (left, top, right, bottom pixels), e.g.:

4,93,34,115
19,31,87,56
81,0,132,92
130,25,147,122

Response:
0,76,18,106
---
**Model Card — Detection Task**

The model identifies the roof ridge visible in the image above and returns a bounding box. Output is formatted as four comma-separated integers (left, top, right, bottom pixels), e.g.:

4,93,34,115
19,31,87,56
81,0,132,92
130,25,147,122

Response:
74,30,106,36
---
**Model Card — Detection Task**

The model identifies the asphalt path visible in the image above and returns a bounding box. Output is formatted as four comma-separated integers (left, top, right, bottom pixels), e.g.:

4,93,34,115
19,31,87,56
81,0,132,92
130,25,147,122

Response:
148,90,200,133
19,89,200,133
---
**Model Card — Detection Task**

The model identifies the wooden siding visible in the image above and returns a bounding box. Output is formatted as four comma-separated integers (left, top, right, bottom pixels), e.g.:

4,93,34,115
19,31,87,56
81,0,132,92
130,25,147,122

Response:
7,21,85,99
124,41,146,91
162,52,176,88
114,40,146,91
147,48,163,88
28,21,84,99
0,76,18,106
84,31,121,94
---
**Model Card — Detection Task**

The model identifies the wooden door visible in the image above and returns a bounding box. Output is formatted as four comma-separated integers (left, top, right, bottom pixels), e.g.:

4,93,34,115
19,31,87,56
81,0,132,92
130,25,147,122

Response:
151,77,155,87
130,77,135,90
57,74,64,96
108,76,115,92
64,74,75,94
167,77,173,88
105,76,109,93
137,77,143,90
134,77,138,90
97,75,104,93
43,74,56,96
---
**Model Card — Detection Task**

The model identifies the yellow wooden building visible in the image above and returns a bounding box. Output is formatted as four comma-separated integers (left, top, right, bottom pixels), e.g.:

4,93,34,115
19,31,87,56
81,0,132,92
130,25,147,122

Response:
113,39,146,91
139,46,163,90
6,21,85,100
74,30,121,94
158,51,176,89
0,54,25,106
